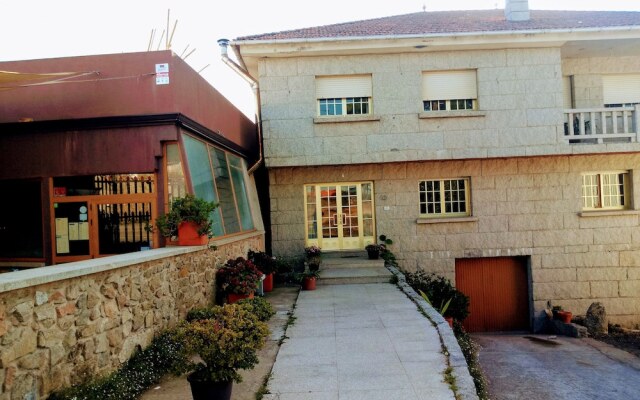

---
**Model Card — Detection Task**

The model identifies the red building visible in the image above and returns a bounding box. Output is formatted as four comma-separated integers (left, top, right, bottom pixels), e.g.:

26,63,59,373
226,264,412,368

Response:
0,50,263,267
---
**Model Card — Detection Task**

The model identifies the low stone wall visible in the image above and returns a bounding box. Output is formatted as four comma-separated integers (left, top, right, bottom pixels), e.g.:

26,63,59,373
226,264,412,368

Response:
0,232,264,400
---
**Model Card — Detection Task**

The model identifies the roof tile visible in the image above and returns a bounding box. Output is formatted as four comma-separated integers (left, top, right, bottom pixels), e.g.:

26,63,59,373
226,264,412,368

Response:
236,10,640,41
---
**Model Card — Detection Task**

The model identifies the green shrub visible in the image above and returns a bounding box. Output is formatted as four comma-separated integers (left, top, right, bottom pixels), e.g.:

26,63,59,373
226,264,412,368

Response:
237,297,276,322
453,322,490,400
48,329,190,400
186,307,217,322
405,270,470,321
178,304,269,383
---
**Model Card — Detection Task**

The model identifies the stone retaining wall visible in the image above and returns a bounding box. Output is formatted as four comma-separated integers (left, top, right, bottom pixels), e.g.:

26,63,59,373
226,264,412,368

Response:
0,232,263,400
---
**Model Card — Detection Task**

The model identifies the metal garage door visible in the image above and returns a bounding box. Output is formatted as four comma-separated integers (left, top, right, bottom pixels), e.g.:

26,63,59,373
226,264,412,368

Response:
455,257,530,333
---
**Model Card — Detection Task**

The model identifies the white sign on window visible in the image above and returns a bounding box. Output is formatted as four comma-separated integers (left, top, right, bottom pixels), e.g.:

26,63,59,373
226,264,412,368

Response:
156,63,170,85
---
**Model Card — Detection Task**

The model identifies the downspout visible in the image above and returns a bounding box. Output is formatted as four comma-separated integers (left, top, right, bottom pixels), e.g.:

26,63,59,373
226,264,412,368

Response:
217,38,263,175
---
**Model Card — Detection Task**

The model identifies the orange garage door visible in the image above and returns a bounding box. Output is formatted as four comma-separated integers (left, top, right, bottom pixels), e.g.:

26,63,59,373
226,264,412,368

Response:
455,257,530,333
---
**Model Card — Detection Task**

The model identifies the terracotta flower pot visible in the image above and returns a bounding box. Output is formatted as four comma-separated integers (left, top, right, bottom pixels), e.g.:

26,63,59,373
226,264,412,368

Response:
302,277,317,291
187,373,233,400
445,316,454,328
263,273,274,292
177,221,208,246
558,311,573,324
227,292,254,304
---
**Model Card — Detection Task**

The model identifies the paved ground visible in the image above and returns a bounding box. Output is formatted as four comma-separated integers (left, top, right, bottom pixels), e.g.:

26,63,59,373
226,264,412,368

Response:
264,283,454,400
475,334,640,400
140,287,299,400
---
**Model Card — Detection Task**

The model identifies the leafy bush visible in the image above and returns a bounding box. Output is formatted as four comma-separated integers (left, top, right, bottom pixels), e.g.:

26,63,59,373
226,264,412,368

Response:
186,307,217,322
405,270,470,321
248,250,277,275
236,297,276,322
453,322,490,400
48,330,190,400
178,304,269,383
216,257,262,295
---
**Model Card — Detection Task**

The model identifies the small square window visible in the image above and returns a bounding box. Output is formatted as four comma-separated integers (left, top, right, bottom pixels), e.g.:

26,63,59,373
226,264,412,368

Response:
581,171,630,210
419,178,469,217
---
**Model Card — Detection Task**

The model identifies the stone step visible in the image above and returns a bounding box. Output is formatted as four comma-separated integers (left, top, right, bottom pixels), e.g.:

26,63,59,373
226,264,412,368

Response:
321,257,385,269
317,266,393,285
322,250,367,259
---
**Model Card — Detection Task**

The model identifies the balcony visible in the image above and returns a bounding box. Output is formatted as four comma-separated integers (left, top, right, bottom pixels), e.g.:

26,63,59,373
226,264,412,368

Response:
564,106,640,144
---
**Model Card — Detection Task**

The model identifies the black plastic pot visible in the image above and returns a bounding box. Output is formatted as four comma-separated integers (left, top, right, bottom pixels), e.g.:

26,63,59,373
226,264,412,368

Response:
367,250,380,260
187,374,233,400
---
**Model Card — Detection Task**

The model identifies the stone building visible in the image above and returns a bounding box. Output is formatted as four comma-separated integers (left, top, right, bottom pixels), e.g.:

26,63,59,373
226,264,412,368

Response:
231,1,640,331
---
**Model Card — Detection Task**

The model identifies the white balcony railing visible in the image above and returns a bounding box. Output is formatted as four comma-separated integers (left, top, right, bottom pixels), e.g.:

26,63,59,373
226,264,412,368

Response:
564,105,640,144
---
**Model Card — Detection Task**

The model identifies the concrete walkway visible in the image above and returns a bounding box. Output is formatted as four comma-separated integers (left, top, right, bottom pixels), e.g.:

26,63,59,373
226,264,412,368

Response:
264,283,455,400
475,334,640,400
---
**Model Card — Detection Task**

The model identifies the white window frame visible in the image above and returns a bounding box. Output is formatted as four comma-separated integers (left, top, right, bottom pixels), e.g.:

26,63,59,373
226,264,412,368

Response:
316,75,372,117
419,178,471,218
422,70,478,112
581,171,631,211
318,97,370,116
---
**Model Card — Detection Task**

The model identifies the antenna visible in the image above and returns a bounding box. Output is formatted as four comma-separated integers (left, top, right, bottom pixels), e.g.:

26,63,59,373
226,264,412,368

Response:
198,64,210,74
147,29,156,52
156,29,166,51
183,48,196,60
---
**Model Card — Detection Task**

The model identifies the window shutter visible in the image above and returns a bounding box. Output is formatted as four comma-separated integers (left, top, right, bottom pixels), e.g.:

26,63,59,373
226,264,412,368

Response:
603,74,640,105
422,70,477,101
316,75,372,99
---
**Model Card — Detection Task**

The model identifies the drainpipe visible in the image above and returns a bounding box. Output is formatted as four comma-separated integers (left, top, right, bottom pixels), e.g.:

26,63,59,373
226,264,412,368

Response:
217,38,263,175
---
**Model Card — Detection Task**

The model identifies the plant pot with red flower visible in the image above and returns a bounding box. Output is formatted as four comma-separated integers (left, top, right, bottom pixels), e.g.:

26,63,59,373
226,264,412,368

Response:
304,246,322,271
179,303,269,400
248,250,276,293
216,257,262,304
152,194,217,246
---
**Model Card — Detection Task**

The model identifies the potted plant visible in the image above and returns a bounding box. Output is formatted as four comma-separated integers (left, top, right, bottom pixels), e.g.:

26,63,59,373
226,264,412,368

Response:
154,194,217,246
365,244,382,260
300,269,320,291
551,305,572,323
248,250,276,293
305,245,322,271
216,257,262,303
419,289,454,328
180,303,269,400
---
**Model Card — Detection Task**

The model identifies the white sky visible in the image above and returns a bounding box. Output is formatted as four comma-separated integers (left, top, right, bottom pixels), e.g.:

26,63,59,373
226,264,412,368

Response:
2,0,640,117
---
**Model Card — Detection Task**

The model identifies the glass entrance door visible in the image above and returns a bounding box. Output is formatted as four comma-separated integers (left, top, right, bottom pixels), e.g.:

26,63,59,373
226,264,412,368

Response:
304,182,375,251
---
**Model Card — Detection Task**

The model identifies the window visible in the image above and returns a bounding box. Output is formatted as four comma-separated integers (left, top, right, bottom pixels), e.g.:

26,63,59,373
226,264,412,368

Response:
603,74,640,107
419,178,470,217
422,70,478,112
316,75,372,116
182,134,255,236
582,172,630,210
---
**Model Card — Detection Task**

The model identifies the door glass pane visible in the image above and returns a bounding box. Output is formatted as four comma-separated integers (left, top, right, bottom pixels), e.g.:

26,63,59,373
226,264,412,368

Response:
98,202,152,254
54,202,90,256
182,135,224,237
361,182,373,237
305,186,317,239
341,186,359,238
210,148,240,234
321,186,338,238
228,154,254,231
166,144,187,205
